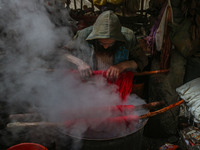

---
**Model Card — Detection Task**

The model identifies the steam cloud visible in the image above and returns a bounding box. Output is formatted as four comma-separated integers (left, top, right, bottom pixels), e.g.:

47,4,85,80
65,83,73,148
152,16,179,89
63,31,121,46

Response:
0,0,147,149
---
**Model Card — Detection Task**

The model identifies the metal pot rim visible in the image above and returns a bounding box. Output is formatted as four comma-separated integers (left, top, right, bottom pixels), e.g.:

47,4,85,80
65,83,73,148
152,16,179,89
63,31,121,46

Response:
65,118,149,141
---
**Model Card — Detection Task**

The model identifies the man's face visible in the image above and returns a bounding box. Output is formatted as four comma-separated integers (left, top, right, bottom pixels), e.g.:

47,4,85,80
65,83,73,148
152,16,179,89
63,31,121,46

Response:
98,39,116,49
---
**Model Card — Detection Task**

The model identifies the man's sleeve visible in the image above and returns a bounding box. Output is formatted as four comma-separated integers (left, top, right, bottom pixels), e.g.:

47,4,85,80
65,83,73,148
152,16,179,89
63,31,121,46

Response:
64,27,94,67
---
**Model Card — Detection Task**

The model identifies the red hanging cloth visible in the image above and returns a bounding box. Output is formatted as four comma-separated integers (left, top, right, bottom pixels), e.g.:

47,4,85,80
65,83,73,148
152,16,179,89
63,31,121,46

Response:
69,70,135,101
65,70,137,127
92,71,135,101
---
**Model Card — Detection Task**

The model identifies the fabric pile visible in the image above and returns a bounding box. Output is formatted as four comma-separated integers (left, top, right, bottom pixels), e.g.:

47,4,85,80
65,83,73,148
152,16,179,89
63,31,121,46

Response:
176,77,200,123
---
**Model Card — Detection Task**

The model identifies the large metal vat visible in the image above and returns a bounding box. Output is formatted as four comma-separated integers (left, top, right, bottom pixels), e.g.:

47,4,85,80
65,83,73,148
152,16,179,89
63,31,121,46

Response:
69,118,148,150
60,98,149,150
5,96,149,150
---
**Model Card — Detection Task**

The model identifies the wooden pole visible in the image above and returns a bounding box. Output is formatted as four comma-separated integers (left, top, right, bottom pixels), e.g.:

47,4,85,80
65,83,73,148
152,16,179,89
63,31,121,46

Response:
66,0,71,8
74,0,76,9
135,101,165,110
134,69,169,76
7,100,184,128
91,0,94,12
9,113,42,122
80,0,83,10
140,99,185,119
141,0,144,15
7,101,164,126
7,122,63,128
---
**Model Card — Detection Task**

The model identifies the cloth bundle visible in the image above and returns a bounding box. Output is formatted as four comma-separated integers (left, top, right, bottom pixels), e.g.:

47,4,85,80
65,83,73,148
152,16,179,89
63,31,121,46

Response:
176,77,200,122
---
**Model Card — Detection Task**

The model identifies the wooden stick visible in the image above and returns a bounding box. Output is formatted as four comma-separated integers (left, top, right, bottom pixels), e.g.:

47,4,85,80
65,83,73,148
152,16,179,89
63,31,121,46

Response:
80,0,83,10
140,0,144,15
7,100,180,128
74,0,76,9
7,122,63,128
91,0,94,12
135,101,165,110
134,69,169,76
9,113,42,122
140,99,185,119
8,101,165,122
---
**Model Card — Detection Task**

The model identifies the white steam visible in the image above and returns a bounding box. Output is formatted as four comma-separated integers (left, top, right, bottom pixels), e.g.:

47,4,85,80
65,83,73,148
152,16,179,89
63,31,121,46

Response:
0,0,147,148
0,0,120,138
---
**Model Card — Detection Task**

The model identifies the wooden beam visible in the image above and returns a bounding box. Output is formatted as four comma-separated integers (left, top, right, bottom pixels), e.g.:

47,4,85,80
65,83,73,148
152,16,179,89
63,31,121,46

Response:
66,0,71,8
81,0,83,10
9,113,42,122
134,69,169,76
141,0,144,15
74,0,76,9
7,122,63,128
140,99,185,119
91,0,94,12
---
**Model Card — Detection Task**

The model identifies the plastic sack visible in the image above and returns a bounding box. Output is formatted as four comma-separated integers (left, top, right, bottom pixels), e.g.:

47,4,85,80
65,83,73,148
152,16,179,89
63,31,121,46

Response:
176,77,200,123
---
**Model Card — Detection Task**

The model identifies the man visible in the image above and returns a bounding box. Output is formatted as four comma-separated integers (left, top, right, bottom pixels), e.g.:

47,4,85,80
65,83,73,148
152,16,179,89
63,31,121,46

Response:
65,10,148,80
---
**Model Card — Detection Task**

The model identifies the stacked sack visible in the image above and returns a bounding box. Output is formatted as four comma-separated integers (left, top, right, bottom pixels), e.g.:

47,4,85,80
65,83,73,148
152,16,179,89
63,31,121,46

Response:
176,77,200,122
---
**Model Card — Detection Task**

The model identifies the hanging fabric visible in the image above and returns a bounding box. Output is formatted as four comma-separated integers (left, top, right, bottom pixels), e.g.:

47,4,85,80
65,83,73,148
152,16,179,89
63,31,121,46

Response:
146,1,168,55
159,0,173,69
155,0,173,51
146,0,173,69
93,71,135,101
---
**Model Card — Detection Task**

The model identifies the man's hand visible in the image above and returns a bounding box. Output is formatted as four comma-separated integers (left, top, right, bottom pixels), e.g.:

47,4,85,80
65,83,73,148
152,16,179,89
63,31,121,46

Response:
106,64,123,80
65,54,93,79
77,61,93,79
106,61,138,80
